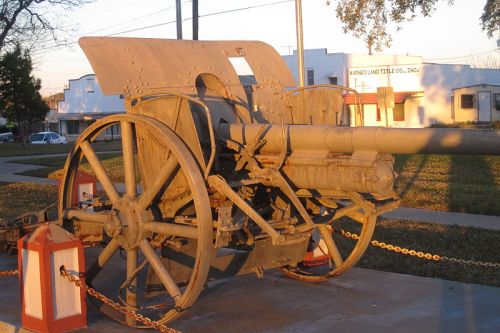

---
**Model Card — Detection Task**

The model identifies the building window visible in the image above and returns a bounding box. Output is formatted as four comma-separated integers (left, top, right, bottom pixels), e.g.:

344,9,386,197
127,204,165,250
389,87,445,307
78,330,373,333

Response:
329,76,338,85
495,94,500,111
66,120,79,135
460,94,474,109
86,78,94,93
307,69,314,85
393,104,405,121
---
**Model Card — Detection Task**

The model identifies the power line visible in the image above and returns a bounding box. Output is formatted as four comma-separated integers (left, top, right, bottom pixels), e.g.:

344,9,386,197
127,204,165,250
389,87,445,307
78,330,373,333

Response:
86,0,192,36
200,0,294,19
31,1,193,53
424,49,498,61
105,0,294,37
105,19,178,37
33,0,295,48
83,9,171,36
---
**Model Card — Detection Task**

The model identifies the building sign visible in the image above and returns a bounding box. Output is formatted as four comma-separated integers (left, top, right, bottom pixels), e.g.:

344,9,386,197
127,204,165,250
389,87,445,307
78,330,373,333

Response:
348,64,422,93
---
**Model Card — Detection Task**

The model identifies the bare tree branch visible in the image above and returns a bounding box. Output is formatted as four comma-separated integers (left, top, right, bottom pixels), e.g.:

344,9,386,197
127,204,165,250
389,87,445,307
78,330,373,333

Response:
0,0,92,52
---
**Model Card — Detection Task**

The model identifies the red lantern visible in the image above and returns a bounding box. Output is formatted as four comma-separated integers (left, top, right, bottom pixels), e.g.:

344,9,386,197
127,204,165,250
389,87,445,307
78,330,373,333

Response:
17,223,87,333
58,170,97,208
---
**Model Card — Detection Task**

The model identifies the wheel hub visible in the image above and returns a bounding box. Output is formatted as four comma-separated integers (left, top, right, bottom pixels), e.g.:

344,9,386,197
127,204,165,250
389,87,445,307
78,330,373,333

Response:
105,198,152,250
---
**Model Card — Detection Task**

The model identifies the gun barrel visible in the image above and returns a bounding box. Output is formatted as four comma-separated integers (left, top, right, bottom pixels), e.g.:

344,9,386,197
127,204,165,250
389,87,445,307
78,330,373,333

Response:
219,124,500,155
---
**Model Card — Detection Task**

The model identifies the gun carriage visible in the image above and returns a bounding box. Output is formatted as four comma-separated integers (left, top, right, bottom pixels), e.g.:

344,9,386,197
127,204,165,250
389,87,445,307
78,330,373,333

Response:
58,37,500,325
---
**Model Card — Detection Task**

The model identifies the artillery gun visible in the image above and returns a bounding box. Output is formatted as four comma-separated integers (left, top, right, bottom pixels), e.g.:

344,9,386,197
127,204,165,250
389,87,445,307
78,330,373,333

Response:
58,37,500,326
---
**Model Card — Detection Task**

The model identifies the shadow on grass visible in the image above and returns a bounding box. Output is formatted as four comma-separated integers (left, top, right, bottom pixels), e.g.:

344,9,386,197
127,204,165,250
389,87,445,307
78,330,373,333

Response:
448,155,499,215
394,154,429,199
357,218,500,287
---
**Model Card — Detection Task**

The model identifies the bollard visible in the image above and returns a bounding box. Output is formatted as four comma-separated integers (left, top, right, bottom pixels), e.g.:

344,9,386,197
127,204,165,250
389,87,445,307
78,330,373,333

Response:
17,223,86,333
58,170,97,209
303,239,330,267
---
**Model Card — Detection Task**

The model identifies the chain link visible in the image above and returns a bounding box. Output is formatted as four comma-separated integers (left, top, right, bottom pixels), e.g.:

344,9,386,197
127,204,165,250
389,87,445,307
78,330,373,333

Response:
0,269,18,276
59,266,181,333
338,229,500,268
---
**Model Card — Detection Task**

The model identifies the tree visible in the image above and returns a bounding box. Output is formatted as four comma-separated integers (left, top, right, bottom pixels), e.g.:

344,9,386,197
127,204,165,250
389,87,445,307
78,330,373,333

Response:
0,45,49,144
0,0,92,53
480,0,500,38
329,0,499,53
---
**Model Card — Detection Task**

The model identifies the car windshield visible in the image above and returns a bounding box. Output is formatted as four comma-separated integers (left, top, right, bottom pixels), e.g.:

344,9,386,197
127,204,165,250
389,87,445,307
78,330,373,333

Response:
31,134,45,141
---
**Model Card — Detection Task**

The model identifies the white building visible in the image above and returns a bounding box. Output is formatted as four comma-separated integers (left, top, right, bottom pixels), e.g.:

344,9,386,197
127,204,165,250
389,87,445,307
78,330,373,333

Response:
283,49,500,127
452,84,500,123
56,74,125,141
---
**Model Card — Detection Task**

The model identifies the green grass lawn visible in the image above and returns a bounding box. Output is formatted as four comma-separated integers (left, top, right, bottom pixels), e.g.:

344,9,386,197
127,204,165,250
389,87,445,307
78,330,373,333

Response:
0,181,497,287
13,153,124,181
12,153,500,216
354,218,500,287
394,154,500,215
15,153,140,183
0,140,122,157
0,182,58,220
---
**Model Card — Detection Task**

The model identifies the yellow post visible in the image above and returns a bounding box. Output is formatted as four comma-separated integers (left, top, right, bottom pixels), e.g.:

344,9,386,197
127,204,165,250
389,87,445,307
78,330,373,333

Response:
295,0,305,87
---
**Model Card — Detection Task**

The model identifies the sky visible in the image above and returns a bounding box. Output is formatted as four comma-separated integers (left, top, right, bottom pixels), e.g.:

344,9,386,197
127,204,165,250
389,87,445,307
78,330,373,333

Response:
33,0,500,97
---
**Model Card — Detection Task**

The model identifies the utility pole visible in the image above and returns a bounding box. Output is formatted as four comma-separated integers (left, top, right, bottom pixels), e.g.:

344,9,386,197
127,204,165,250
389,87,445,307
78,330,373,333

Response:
295,0,305,87
176,0,183,40
192,0,199,40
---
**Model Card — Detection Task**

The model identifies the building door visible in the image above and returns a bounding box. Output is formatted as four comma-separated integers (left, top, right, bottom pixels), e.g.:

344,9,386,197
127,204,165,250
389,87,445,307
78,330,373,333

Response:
478,91,491,122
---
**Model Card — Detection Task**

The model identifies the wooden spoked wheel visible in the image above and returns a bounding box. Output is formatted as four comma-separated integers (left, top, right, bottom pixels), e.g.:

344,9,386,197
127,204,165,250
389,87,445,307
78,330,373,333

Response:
58,114,213,325
280,214,376,282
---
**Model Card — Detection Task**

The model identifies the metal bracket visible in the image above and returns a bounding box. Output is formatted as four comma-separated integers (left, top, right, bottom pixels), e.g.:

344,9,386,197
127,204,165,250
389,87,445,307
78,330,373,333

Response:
249,168,315,232
214,206,242,248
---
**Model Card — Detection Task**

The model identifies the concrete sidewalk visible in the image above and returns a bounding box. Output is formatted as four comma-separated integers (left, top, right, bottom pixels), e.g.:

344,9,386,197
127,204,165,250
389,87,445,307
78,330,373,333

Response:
0,152,117,185
382,206,500,230
0,154,62,184
0,251,499,333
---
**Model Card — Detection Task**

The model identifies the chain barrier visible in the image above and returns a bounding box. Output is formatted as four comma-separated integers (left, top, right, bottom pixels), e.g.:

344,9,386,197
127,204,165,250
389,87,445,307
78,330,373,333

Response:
0,269,18,276
59,266,181,333
0,267,180,332
337,229,500,268
3,227,499,333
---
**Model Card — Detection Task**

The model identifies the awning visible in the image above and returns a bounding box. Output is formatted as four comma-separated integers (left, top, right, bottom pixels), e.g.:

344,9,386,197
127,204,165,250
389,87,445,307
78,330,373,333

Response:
344,91,422,105
55,112,124,121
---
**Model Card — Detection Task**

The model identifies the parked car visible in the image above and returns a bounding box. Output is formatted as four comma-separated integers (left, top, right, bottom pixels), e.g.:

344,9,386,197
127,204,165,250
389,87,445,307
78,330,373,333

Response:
30,132,67,144
0,132,14,143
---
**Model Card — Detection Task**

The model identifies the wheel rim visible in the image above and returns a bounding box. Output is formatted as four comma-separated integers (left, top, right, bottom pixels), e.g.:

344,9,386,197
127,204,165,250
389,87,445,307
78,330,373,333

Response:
280,214,376,282
58,114,213,324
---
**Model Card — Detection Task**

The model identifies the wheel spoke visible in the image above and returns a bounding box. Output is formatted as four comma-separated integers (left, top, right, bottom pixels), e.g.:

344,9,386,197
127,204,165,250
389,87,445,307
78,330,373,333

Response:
63,209,112,224
318,225,344,268
121,121,137,198
139,239,182,302
126,249,138,325
86,238,120,283
143,221,198,239
80,140,120,205
138,156,179,210
59,114,213,325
